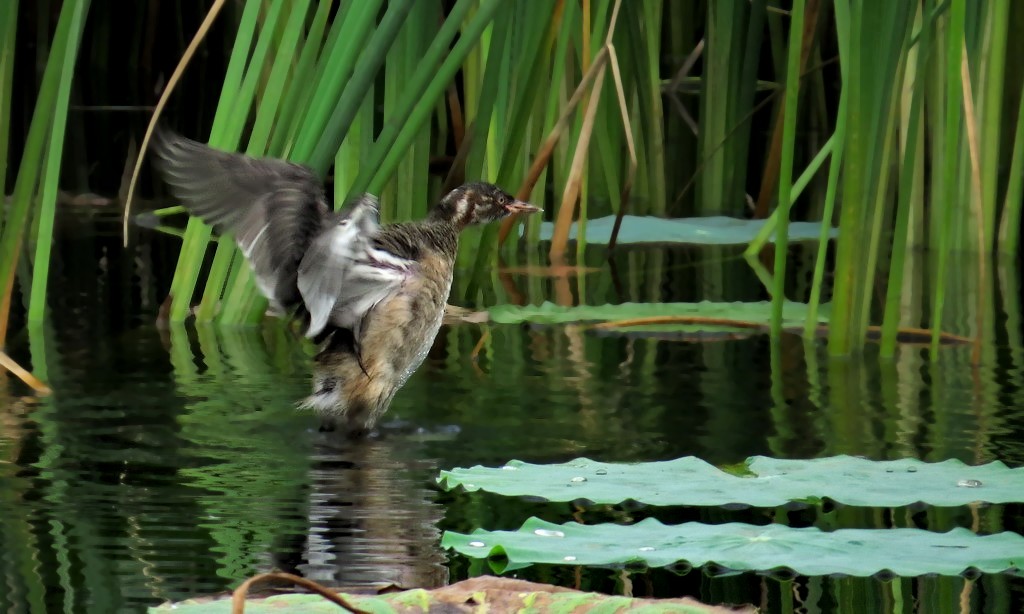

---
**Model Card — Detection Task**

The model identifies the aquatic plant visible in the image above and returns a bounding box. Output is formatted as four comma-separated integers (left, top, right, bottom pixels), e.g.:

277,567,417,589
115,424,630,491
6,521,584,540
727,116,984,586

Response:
1,0,1022,362
117,1,1024,360
0,0,90,340
440,456,1024,576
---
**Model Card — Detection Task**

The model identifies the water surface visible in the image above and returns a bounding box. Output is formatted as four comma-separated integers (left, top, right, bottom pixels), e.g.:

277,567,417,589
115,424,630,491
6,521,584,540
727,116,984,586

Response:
2,226,1023,612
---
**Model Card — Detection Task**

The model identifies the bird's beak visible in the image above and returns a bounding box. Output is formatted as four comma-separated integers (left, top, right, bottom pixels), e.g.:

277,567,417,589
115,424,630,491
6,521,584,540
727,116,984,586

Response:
504,200,542,215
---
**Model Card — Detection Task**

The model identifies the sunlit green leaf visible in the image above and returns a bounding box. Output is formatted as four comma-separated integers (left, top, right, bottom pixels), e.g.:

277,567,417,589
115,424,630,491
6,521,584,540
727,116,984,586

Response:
438,455,1024,507
536,215,838,245
444,518,1024,576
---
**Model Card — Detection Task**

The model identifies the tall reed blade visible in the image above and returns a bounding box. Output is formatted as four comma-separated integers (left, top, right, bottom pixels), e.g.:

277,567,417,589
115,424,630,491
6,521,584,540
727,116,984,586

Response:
165,0,264,322
827,0,914,355
354,0,495,197
0,0,90,340
214,0,314,325
305,0,416,176
28,0,91,324
0,0,17,219
997,61,1024,252
930,0,967,356
880,5,931,356
769,0,805,336
288,0,387,164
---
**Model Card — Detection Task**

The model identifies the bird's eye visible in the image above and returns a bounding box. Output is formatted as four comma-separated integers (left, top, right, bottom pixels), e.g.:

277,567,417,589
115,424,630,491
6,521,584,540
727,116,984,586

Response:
497,195,507,205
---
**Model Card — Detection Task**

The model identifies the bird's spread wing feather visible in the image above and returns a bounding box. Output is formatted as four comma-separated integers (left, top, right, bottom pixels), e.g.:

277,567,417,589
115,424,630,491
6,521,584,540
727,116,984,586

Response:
151,130,328,308
298,217,369,337
298,195,414,339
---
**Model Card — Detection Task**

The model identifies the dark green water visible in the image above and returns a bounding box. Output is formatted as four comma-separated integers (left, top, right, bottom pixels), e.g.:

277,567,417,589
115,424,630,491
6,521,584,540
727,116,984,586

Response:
2,211,1023,612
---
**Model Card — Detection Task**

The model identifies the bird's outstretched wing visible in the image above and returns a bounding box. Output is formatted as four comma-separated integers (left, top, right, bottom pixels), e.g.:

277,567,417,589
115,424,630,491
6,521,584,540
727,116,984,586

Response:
297,194,414,341
151,130,329,309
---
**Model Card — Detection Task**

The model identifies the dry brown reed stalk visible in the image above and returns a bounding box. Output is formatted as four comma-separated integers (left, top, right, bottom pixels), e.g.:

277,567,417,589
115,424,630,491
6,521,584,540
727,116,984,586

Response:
0,350,51,394
230,572,369,614
496,1,631,249
121,0,229,246
549,0,626,261
605,44,638,251
587,316,973,346
496,46,611,246
548,63,607,260
959,40,986,365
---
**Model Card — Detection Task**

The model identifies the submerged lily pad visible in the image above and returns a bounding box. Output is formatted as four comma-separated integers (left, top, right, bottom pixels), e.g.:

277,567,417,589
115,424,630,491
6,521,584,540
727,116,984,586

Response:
444,518,1024,577
537,215,837,245
438,455,1024,507
488,301,829,327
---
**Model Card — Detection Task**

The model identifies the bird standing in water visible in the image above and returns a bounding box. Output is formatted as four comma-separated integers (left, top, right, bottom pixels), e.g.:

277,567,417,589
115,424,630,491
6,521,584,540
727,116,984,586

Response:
152,131,540,436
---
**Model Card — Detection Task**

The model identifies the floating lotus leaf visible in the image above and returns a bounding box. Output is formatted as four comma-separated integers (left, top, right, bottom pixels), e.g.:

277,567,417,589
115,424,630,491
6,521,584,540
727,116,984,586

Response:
443,518,1024,577
438,455,1024,507
536,215,837,245
488,300,829,327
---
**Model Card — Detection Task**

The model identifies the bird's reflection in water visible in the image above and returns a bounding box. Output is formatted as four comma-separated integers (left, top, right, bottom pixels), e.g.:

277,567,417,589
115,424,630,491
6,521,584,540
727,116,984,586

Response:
271,413,449,590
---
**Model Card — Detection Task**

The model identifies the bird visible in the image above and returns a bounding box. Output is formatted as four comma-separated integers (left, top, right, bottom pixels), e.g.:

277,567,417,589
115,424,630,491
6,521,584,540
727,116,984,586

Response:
151,130,540,436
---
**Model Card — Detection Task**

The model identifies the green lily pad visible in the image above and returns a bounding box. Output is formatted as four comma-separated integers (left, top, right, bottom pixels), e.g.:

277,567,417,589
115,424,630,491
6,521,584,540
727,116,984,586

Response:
537,215,837,245
488,301,829,327
443,518,1024,577
438,455,1024,507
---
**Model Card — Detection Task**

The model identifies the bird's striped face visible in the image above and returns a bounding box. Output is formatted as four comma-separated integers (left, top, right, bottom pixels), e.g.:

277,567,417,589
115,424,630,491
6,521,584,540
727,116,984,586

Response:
441,182,541,227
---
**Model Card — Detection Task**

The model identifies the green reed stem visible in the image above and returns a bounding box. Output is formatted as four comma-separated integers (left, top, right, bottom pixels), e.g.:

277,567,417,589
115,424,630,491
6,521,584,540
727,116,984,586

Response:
770,0,805,336
880,8,931,356
28,0,90,324
288,0,384,164
804,91,846,338
0,0,78,333
856,80,901,340
347,0,481,197
464,2,559,294
0,0,16,213
306,0,416,176
268,0,333,157
746,135,834,257
216,0,312,325
248,0,311,151
978,0,1008,246
825,0,858,354
194,0,288,323
167,0,261,322
997,70,1024,252
930,0,966,357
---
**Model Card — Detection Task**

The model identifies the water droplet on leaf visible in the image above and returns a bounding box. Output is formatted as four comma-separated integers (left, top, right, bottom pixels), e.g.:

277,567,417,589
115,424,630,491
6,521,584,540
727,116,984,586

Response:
570,476,587,483
957,479,982,488
563,555,577,562
468,541,486,548
534,529,566,538
595,469,608,475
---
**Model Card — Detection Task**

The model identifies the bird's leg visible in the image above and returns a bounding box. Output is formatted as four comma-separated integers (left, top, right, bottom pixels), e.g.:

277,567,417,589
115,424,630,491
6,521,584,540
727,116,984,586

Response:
353,316,372,378
354,339,370,378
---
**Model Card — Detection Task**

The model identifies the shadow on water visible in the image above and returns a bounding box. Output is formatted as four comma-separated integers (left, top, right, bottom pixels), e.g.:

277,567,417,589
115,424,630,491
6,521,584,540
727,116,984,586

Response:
2,208,1024,611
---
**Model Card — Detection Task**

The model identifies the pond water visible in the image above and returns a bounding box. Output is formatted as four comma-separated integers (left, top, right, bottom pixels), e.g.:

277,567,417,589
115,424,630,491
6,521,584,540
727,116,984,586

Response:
1,211,1023,613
